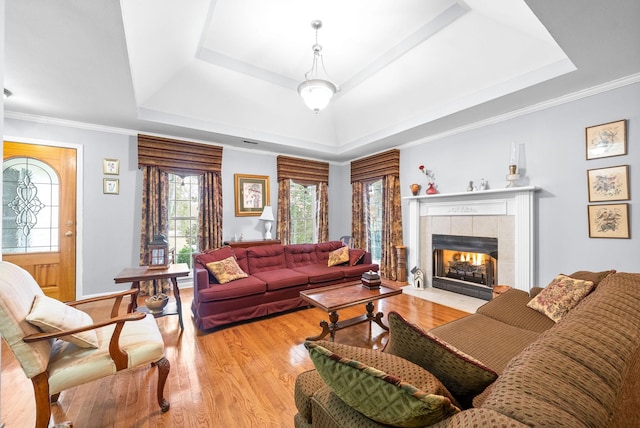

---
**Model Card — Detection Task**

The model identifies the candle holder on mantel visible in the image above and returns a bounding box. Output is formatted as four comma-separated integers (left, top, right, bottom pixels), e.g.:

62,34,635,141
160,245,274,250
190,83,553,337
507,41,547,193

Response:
506,164,520,188
506,142,521,188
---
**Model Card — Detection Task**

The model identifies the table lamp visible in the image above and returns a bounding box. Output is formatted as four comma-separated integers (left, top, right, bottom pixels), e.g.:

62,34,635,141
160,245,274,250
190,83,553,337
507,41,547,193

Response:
259,205,275,239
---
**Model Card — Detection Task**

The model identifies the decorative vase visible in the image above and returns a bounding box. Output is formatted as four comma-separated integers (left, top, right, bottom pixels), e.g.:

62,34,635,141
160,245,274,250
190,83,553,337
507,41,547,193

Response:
426,183,438,195
409,183,421,196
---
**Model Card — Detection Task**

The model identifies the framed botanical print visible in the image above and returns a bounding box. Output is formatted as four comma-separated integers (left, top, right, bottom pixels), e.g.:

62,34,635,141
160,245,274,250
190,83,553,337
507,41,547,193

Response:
585,119,627,160
587,165,629,202
234,174,270,216
588,203,630,239
103,178,119,195
103,158,120,175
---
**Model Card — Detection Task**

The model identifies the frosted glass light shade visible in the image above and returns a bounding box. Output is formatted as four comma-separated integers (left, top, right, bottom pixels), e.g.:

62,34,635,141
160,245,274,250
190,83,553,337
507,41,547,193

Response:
297,79,336,113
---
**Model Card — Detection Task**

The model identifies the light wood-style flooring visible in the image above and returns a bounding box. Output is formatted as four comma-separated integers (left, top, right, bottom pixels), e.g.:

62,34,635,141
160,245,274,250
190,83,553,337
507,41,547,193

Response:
1,286,469,427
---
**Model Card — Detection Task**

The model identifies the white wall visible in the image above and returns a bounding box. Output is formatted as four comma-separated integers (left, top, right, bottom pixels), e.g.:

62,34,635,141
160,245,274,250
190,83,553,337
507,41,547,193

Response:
1,122,349,296
3,80,638,296
400,81,639,286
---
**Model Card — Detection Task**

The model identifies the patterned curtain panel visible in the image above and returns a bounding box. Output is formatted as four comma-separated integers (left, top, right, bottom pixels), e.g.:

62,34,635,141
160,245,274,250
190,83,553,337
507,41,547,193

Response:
199,171,223,251
140,166,169,294
381,175,403,280
351,181,366,250
317,181,329,242
277,179,291,245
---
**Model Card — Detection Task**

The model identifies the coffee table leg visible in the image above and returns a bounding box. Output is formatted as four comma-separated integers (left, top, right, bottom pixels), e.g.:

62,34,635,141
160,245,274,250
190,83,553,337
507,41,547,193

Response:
365,302,390,331
306,311,340,342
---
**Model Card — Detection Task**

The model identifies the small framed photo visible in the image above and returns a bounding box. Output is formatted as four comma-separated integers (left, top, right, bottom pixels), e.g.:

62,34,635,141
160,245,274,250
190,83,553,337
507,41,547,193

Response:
103,158,120,175
588,203,630,239
586,119,627,160
587,165,629,202
234,174,269,216
103,178,120,195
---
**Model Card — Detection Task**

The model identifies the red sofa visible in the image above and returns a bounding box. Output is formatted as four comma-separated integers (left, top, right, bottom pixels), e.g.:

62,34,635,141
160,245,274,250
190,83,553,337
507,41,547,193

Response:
191,241,379,331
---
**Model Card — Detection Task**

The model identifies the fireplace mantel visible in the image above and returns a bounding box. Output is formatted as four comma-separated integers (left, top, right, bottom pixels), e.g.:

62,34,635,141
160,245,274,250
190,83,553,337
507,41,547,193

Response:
405,186,539,292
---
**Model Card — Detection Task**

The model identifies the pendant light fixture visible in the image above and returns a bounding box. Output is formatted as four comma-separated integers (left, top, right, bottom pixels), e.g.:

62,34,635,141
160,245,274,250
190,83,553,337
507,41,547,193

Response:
297,20,338,114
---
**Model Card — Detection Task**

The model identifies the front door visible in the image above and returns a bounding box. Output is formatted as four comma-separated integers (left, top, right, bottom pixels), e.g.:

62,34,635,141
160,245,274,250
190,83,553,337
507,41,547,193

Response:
2,141,77,301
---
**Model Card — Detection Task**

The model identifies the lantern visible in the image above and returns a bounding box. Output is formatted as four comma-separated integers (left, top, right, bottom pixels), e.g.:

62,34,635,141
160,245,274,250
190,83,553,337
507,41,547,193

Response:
147,234,169,269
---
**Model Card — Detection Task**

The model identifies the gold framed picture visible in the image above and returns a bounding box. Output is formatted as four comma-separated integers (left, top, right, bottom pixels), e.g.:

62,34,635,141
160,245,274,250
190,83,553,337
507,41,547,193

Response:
103,178,119,195
588,203,629,239
103,158,120,175
587,165,629,202
234,174,270,216
585,119,627,160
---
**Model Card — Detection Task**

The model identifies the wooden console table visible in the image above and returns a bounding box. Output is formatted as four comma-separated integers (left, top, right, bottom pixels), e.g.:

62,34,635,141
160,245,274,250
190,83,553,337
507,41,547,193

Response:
113,263,190,330
223,239,281,248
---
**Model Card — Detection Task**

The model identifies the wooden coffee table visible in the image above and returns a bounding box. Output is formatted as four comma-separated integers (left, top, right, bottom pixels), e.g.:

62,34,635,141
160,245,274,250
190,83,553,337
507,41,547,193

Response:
300,282,402,341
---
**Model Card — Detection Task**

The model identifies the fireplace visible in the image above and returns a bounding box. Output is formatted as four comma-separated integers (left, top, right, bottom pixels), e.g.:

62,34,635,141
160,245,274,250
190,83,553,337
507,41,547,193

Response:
432,234,497,300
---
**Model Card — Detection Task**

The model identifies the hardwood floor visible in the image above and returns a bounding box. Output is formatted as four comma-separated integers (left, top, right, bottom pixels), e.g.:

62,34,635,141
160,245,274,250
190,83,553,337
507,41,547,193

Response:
1,287,469,427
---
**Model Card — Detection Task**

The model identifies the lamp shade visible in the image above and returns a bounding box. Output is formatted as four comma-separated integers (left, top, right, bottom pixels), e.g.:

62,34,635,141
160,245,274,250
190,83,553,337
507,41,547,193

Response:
297,79,336,113
259,206,275,221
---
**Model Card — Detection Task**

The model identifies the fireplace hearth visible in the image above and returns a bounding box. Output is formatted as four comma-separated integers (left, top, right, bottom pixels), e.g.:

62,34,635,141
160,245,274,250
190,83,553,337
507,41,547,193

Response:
432,234,497,300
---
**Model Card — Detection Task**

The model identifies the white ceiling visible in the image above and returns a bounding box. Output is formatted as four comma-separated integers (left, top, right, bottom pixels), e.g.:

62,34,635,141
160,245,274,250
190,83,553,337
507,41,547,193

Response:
4,0,640,161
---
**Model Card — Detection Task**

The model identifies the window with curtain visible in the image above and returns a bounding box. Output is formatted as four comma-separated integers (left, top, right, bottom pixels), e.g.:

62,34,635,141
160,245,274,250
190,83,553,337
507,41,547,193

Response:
351,149,402,280
290,180,317,244
168,174,199,268
277,156,329,245
366,178,383,263
138,134,223,292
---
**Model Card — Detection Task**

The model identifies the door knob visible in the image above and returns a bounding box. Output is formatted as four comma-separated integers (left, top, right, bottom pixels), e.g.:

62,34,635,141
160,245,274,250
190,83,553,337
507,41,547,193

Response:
65,231,73,237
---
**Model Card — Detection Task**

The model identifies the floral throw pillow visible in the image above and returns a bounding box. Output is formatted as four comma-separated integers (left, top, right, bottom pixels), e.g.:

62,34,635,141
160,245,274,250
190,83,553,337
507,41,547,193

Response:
327,246,350,267
527,274,595,322
206,256,248,284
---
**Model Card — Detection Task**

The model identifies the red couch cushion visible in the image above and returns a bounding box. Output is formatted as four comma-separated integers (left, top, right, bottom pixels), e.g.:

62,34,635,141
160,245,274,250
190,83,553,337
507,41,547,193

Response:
293,264,344,283
247,244,286,273
195,246,235,266
197,276,266,302
341,264,380,279
316,241,344,264
252,269,309,291
349,248,366,265
284,243,319,267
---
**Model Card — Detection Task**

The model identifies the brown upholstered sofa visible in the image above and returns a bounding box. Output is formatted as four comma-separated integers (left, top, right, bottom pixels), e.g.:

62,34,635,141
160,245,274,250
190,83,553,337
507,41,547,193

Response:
191,241,379,331
294,270,640,427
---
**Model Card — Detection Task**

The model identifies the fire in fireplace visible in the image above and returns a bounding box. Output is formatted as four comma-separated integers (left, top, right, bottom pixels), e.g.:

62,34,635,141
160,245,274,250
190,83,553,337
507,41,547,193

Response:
432,234,497,300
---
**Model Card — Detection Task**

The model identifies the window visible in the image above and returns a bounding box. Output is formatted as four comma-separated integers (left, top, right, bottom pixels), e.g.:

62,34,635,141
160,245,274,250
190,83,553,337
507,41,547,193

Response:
366,179,383,263
289,180,317,244
167,174,199,268
3,158,59,253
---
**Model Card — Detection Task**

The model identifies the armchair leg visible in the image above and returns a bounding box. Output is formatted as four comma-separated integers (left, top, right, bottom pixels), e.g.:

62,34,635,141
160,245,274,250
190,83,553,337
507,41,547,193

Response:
31,372,51,428
153,357,171,412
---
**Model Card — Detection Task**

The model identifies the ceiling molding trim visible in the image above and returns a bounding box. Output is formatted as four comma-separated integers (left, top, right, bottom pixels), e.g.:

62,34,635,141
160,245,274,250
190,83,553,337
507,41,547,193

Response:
137,107,339,153
337,2,469,96
337,57,576,153
399,72,640,149
3,111,137,136
195,2,469,96
197,47,300,89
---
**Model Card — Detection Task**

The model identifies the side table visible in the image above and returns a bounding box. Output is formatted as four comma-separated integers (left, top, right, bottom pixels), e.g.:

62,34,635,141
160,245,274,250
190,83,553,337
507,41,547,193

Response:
114,263,190,330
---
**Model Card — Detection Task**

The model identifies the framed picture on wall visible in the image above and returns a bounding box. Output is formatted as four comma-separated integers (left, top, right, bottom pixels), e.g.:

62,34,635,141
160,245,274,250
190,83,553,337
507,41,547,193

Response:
103,178,119,195
587,165,630,202
234,174,270,216
585,119,627,160
587,203,629,239
103,158,120,175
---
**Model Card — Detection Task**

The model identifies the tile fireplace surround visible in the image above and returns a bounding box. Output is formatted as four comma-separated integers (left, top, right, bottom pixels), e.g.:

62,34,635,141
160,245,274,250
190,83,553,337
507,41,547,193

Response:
405,187,538,293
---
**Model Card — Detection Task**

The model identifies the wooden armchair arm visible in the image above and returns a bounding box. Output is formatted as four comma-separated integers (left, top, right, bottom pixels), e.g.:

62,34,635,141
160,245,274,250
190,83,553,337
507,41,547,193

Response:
66,289,138,317
23,312,145,343
24,311,147,371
